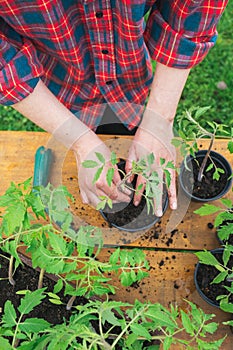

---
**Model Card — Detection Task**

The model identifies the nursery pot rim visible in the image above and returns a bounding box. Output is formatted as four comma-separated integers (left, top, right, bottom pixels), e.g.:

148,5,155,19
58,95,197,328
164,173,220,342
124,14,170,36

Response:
194,247,225,309
99,159,169,232
179,150,232,202
100,193,168,232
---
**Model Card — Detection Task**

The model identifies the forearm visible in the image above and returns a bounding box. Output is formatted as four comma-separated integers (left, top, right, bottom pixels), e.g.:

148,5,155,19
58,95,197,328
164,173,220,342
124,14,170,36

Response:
12,79,100,156
146,62,190,123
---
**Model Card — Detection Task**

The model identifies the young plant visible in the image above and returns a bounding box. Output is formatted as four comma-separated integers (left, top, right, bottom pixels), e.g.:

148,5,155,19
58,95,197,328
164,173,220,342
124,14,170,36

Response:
82,152,175,214
173,106,230,181
0,180,150,310
195,245,233,314
0,178,46,286
0,292,226,350
194,197,233,243
0,288,50,349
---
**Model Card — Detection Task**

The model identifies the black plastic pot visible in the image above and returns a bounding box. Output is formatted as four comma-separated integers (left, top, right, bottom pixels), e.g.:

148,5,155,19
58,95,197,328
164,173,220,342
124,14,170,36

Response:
179,150,232,202
194,248,233,308
100,160,168,232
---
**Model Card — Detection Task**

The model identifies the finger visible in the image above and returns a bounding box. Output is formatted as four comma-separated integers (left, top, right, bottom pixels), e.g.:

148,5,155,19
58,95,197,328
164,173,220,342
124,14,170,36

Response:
133,174,146,206
167,168,177,210
153,168,163,217
80,190,89,204
96,178,131,203
125,146,136,183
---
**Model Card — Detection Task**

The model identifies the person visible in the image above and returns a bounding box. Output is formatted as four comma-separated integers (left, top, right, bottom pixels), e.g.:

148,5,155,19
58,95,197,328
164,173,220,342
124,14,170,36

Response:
0,0,228,216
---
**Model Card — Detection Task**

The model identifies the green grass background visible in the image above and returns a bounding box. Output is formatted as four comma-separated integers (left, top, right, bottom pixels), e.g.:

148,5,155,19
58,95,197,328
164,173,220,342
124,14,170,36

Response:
0,2,232,131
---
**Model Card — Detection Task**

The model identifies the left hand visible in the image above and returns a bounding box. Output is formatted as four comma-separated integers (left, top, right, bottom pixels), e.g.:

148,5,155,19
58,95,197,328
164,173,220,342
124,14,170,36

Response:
125,111,177,217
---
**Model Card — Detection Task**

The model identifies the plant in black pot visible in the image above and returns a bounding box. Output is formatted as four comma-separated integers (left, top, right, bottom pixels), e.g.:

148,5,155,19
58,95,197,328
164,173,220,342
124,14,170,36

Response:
194,245,233,319
173,107,233,202
82,152,174,231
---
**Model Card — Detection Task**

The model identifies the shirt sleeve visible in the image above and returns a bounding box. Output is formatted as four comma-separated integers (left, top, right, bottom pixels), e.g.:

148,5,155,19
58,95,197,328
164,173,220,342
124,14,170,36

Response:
0,18,43,106
144,0,229,68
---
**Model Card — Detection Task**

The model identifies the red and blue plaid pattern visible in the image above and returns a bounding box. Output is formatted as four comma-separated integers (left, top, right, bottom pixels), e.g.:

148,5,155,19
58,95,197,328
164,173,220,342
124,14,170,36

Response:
0,0,228,130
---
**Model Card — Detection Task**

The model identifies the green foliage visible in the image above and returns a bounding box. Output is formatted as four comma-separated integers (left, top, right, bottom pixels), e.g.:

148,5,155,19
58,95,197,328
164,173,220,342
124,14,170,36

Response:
0,179,229,348
174,107,230,181
0,295,225,349
195,246,233,313
194,198,233,242
0,289,50,348
0,179,150,300
82,152,175,215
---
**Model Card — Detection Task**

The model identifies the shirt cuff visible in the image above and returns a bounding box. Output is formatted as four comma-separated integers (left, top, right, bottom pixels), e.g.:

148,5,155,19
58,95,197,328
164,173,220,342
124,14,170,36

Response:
144,10,217,69
0,38,43,105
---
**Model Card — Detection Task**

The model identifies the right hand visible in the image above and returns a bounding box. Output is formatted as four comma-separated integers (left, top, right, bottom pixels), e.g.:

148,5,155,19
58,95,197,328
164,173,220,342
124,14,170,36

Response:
73,131,131,208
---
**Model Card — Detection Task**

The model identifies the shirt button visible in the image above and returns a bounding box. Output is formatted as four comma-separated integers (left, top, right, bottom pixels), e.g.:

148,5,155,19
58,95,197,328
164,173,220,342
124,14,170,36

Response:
106,81,113,85
102,49,109,54
96,11,103,18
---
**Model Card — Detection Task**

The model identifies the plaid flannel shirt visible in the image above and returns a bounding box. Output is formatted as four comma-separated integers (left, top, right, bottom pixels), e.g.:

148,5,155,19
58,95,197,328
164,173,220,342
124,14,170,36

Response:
0,0,228,129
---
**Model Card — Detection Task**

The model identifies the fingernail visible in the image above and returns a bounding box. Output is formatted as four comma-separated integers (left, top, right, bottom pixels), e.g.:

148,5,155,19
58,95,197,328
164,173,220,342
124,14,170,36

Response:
171,202,177,210
134,201,139,206
156,210,163,217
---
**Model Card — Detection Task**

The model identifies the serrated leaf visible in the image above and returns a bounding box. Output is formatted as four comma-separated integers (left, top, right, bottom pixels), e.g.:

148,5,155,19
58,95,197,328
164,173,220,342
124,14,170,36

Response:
82,160,98,168
53,278,63,294
18,289,46,315
194,204,221,216
92,166,104,184
2,301,17,327
195,251,220,267
180,310,194,335
211,271,228,284
0,337,12,349
19,318,50,333
130,323,151,340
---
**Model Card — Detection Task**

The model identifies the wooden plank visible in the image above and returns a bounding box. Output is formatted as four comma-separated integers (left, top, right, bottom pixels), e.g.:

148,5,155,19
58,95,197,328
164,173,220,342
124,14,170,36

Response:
0,131,232,250
12,245,233,349
97,249,233,349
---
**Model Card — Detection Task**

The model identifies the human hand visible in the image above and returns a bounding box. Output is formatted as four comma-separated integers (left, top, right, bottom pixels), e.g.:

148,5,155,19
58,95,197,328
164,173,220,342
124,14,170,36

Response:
74,131,131,208
125,111,177,216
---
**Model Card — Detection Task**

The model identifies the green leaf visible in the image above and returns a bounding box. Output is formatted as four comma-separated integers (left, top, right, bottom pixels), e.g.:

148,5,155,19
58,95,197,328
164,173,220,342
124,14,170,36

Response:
53,279,63,294
195,251,220,267
49,298,63,305
2,300,17,327
0,337,12,350
194,204,221,216
130,323,151,340
92,166,104,184
95,152,105,164
180,310,194,335
110,152,117,166
81,160,98,168
101,309,121,326
227,141,233,154
18,289,46,315
206,163,213,172
220,198,233,208
19,318,50,333
106,168,114,187
211,271,228,284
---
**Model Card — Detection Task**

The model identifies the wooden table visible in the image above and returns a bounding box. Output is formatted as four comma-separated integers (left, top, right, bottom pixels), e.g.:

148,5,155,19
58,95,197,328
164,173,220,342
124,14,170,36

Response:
1,131,233,347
